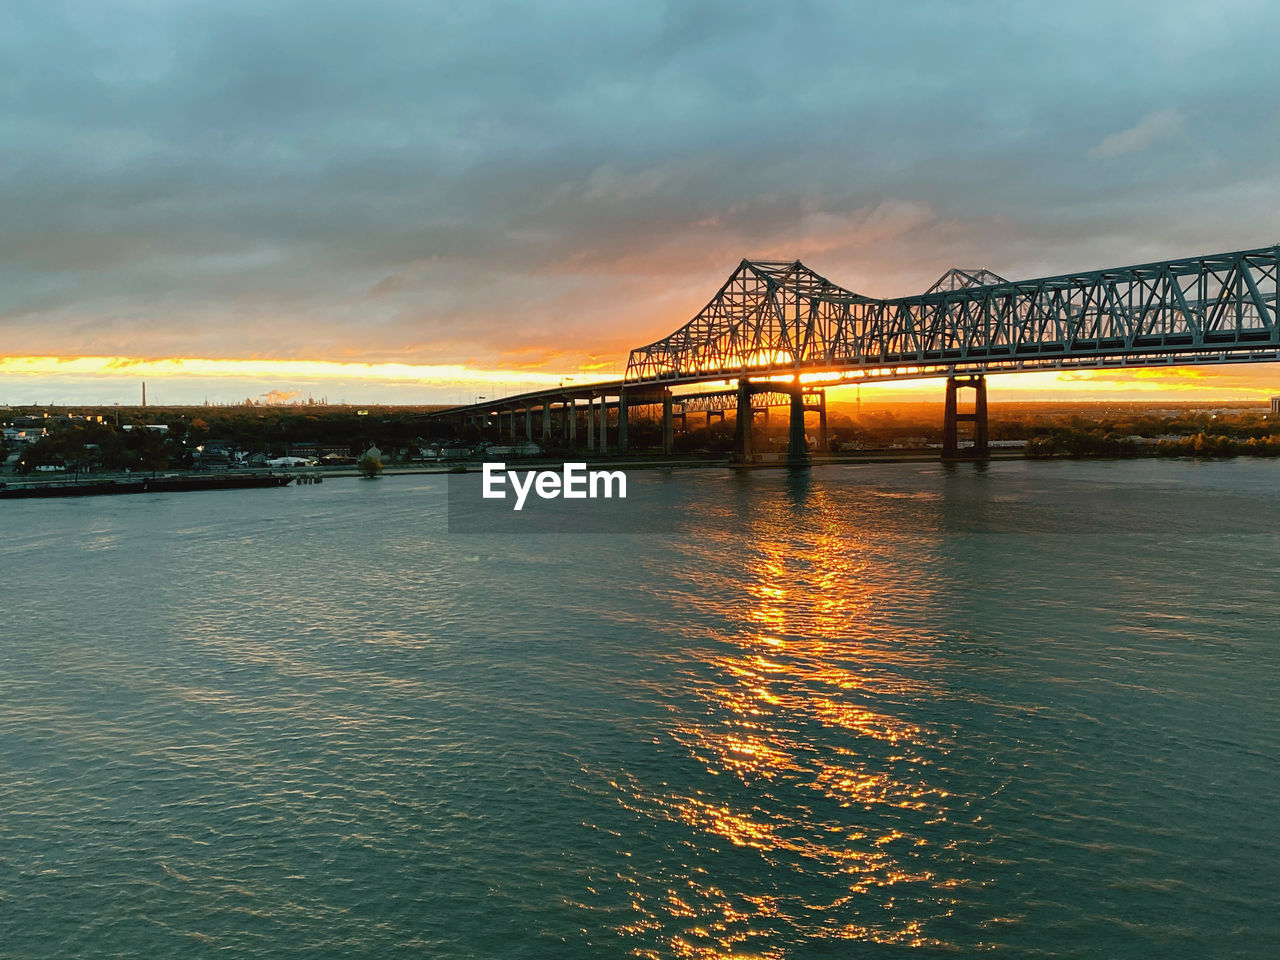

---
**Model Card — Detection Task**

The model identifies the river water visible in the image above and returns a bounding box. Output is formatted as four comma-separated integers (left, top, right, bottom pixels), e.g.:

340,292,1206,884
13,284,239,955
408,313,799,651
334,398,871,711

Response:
1,459,1277,958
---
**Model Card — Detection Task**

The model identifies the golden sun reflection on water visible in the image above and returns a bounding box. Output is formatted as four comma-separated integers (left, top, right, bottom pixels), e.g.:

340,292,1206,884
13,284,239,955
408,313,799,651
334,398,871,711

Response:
612,482,973,956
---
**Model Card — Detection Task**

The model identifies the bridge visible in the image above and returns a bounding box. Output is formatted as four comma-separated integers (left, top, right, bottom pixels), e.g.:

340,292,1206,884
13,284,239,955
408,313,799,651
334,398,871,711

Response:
429,243,1280,460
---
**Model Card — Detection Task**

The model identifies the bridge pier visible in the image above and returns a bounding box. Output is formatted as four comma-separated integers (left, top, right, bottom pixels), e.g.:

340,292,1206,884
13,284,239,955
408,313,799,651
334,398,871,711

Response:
567,399,577,448
943,375,989,458
586,396,595,452
542,403,551,443
735,378,752,458
662,390,674,455
599,396,608,454
618,390,629,453
788,379,809,464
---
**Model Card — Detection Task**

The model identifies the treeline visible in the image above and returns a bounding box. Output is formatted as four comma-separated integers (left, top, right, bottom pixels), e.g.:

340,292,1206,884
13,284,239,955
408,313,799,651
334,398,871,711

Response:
1025,430,1280,458
5,402,1278,468
13,420,175,474
1155,433,1280,457
3,405,452,474
1025,433,1142,458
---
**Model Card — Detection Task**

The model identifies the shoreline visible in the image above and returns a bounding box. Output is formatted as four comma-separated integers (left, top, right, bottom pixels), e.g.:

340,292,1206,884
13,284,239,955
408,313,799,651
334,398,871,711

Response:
5,445,1273,497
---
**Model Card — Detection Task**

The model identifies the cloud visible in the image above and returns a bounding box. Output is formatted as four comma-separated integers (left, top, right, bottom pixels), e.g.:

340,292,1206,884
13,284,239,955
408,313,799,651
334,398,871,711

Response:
1,1,1279,398
793,200,937,257
259,389,302,404
1089,109,1185,160
367,274,408,298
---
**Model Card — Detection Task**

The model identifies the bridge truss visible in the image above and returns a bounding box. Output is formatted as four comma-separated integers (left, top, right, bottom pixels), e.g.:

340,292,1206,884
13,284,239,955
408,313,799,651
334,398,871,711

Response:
625,245,1280,385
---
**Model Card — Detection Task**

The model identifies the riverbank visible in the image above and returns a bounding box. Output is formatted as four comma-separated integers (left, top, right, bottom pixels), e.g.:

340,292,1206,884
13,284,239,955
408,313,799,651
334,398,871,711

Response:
0,448,1105,496
0,472,294,499
332,448,1029,478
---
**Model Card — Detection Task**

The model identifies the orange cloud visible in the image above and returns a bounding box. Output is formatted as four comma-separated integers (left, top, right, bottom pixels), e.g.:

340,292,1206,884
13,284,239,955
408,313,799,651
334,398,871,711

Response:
0,355,569,383
259,389,301,404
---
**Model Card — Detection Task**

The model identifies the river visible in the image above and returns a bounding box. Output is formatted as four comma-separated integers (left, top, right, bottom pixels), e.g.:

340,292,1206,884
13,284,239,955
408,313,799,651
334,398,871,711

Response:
1,458,1276,958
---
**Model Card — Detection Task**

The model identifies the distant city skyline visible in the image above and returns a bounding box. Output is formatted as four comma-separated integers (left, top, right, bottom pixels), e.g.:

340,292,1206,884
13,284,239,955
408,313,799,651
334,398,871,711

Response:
3,1,1280,404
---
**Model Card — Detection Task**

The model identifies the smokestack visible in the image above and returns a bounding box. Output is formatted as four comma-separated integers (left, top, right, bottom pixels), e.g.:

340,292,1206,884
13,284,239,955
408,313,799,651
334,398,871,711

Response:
142,381,147,408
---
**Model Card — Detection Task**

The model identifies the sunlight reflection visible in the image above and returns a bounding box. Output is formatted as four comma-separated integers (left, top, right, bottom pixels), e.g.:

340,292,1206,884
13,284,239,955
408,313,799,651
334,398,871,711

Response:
610,477,974,955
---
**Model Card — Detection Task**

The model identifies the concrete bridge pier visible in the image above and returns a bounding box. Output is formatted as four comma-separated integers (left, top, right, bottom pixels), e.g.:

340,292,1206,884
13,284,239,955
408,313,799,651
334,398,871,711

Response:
788,379,809,464
586,396,595,452
542,403,552,443
598,396,608,454
567,400,577,448
735,378,752,458
943,374,989,458
662,390,674,454
524,407,532,441
618,390,629,453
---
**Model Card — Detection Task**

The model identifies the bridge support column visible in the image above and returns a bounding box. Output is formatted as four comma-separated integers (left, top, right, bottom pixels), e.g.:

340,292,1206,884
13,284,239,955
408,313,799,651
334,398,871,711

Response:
586,396,595,452
599,396,608,454
943,375,989,458
662,390,673,455
568,400,577,448
509,409,516,440
524,407,532,441
618,390,629,453
788,379,809,465
735,378,752,458
542,404,551,444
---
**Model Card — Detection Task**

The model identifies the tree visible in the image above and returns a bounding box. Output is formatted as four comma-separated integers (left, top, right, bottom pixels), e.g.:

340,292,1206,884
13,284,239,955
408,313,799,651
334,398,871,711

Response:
357,452,383,478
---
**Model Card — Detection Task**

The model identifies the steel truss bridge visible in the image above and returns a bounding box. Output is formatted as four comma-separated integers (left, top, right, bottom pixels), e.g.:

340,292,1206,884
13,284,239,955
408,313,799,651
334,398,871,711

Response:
431,244,1280,460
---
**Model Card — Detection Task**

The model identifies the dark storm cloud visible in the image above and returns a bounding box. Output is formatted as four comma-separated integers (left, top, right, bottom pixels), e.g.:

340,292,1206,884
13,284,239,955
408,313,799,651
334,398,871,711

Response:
2,0,1279,365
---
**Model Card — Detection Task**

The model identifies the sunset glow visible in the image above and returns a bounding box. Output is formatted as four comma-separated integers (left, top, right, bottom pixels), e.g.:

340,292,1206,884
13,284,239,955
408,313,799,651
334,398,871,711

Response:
1,353,1275,406
0,355,583,405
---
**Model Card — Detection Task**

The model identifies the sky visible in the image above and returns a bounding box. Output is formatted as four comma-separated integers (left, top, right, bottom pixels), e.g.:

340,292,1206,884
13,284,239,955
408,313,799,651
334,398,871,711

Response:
3,0,1280,406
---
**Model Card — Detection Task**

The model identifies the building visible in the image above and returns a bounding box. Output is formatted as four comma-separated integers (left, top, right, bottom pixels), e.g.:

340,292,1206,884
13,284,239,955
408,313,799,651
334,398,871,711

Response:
3,427,43,444
289,443,352,459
